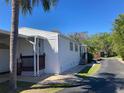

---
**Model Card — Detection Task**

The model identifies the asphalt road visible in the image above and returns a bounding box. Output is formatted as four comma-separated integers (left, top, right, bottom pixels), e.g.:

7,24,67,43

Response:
58,58,124,93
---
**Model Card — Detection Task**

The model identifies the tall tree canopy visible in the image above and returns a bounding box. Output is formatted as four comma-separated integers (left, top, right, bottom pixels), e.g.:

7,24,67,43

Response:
69,32,114,57
112,14,124,60
83,32,113,55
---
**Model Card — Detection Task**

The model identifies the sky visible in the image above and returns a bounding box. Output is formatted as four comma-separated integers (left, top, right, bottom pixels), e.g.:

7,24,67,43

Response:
0,0,124,35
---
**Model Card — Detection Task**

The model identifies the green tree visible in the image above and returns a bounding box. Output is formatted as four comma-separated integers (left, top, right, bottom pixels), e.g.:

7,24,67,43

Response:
112,14,124,60
97,33,113,56
6,0,57,89
83,32,113,56
68,32,113,56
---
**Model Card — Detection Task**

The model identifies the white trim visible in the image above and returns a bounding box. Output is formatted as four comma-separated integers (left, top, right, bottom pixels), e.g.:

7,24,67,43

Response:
37,38,40,76
33,36,37,76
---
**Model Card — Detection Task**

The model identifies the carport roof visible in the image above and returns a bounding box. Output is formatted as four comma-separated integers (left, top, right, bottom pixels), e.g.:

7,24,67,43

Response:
0,29,47,40
0,29,28,39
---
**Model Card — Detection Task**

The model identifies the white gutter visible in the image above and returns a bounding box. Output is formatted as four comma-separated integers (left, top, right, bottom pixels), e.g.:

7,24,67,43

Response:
37,38,40,76
26,36,41,77
33,36,37,76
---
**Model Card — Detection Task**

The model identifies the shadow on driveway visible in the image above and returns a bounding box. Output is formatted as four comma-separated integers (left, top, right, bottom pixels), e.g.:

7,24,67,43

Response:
80,73,124,93
58,72,124,93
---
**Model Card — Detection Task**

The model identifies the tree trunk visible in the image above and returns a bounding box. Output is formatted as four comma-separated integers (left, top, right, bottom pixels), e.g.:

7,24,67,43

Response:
9,0,19,89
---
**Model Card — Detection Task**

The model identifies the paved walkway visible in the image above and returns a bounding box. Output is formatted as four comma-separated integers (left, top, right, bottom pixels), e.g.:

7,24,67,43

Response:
18,65,91,85
0,64,91,85
39,65,91,85
17,73,52,83
61,65,89,75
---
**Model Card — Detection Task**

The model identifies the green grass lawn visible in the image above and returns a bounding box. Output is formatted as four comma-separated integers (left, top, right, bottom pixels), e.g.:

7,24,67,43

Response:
76,64,101,78
0,81,64,93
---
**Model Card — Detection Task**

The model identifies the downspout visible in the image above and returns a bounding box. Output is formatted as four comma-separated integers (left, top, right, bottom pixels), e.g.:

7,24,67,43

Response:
33,36,37,76
26,36,37,76
26,36,40,77
37,38,40,76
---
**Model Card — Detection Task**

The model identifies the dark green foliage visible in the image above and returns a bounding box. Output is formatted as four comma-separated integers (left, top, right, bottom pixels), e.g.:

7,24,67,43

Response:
112,14,124,60
6,0,58,15
68,32,116,58
83,33,114,57
100,52,104,57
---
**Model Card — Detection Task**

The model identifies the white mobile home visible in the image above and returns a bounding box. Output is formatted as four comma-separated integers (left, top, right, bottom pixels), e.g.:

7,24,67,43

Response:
0,28,87,76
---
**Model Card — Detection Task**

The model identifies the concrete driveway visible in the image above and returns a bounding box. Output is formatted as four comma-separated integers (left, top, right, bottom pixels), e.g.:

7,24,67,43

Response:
58,58,124,93
18,65,90,85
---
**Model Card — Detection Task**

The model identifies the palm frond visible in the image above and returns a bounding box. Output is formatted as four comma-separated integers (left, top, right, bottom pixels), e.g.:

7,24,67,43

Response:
5,0,58,15
20,0,32,15
41,0,51,11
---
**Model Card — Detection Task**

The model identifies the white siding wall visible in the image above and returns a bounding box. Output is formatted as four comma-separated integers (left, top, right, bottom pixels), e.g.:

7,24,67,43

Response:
0,38,9,73
44,38,60,74
58,36,80,73
17,38,33,58
19,28,60,74
0,29,86,75
0,49,9,73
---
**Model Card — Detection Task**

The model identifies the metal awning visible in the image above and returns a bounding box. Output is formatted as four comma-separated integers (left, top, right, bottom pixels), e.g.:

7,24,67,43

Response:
0,29,47,40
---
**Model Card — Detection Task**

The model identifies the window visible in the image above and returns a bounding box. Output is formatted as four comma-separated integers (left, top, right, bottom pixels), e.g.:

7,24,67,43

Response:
70,42,73,51
75,44,78,52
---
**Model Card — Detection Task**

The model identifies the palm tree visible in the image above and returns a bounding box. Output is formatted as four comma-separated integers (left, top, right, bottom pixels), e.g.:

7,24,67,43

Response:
6,0,57,89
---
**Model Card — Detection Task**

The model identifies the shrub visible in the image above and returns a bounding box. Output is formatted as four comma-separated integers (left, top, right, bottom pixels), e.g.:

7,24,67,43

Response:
120,52,124,61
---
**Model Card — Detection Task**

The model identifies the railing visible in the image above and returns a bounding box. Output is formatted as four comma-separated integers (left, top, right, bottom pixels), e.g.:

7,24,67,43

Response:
17,54,45,75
